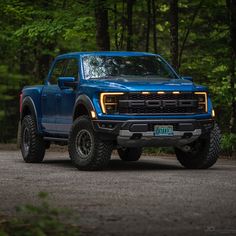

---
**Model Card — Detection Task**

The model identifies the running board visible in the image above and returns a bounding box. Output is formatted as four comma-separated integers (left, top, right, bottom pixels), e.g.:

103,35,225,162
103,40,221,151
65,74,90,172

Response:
43,137,68,142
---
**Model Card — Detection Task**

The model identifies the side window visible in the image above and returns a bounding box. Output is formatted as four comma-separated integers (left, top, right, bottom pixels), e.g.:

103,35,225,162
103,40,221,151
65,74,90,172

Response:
64,59,79,79
50,60,67,84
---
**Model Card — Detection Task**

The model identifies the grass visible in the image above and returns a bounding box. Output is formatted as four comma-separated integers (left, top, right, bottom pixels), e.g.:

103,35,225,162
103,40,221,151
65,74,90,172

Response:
0,192,79,236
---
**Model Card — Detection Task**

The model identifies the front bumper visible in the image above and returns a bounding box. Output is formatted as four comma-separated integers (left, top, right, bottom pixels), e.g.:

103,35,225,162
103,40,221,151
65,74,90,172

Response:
92,118,214,147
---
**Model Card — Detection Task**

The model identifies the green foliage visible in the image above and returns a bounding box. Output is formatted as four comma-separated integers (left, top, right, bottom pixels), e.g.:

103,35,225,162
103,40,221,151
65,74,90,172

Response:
144,147,175,155
0,64,30,142
0,0,235,145
0,192,79,236
220,133,236,156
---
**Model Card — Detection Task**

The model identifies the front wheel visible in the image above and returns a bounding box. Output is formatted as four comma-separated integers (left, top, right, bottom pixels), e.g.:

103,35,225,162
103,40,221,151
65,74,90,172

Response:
68,116,113,171
117,147,143,161
175,123,221,169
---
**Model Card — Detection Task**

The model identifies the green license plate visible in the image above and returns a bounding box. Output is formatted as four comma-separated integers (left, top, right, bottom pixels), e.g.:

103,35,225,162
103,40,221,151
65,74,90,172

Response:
154,125,174,136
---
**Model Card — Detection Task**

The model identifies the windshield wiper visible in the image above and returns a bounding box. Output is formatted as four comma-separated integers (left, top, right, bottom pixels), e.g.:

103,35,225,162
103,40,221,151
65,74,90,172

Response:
142,72,157,76
88,76,111,80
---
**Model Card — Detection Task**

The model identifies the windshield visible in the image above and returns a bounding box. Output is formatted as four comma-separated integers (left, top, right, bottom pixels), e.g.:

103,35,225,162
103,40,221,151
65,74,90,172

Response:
82,55,178,80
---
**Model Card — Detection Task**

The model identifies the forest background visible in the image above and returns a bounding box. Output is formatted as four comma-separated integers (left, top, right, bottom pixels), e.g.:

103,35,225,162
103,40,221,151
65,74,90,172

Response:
0,0,235,155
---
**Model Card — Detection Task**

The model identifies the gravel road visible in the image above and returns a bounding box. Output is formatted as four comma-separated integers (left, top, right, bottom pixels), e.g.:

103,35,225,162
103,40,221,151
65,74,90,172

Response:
0,150,236,236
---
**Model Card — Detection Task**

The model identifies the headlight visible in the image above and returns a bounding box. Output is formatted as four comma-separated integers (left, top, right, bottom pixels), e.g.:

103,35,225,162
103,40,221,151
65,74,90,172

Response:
195,92,208,112
100,93,124,114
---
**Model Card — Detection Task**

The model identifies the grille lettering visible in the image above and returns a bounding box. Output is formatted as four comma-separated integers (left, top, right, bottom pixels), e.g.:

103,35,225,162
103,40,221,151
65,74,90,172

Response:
119,99,197,108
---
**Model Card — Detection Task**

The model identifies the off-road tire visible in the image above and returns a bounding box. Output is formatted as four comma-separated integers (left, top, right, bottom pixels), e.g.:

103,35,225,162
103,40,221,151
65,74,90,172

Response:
68,116,113,171
175,123,221,169
21,115,46,163
117,147,143,161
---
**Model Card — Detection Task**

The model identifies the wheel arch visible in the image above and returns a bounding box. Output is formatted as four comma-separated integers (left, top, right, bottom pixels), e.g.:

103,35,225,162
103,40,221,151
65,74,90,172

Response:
73,95,96,121
21,96,39,132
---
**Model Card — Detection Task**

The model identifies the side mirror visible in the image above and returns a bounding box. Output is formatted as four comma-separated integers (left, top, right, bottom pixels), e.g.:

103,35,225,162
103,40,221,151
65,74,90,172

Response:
58,77,77,89
181,76,193,82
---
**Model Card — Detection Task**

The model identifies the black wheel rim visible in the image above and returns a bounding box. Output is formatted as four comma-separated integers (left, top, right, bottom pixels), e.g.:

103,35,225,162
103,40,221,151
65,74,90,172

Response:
75,129,93,159
23,127,30,155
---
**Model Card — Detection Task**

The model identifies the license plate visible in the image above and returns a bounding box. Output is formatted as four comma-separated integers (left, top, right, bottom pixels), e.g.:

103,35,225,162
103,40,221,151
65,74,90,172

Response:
154,125,174,136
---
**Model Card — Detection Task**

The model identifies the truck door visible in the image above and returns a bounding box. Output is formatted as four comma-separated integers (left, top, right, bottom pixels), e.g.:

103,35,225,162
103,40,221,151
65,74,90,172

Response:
41,59,67,133
56,58,78,134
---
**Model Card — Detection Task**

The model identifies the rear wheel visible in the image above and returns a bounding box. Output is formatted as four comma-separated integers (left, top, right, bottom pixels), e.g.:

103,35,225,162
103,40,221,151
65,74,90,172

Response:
175,123,220,169
20,115,46,163
117,147,143,161
68,116,113,170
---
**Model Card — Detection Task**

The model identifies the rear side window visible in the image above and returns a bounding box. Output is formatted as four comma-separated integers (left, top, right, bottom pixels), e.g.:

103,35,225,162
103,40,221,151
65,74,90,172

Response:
50,60,67,84
64,59,79,79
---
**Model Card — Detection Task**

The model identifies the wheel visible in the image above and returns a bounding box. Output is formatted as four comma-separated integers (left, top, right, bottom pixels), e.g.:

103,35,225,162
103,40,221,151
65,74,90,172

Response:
175,123,221,169
20,115,46,163
68,116,113,170
117,147,143,161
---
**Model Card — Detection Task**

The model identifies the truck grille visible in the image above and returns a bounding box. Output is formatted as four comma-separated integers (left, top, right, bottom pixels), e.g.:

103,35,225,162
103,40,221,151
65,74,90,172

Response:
117,92,202,115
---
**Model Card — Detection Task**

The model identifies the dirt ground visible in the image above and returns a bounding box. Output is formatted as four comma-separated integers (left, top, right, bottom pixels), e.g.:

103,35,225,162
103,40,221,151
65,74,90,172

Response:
0,150,236,236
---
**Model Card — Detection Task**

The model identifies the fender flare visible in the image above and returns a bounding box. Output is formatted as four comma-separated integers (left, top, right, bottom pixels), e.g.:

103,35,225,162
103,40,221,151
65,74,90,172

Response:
73,95,96,120
21,96,39,131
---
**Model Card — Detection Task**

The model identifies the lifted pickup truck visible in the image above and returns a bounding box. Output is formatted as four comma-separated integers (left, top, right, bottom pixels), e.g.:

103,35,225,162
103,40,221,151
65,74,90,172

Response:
19,51,220,170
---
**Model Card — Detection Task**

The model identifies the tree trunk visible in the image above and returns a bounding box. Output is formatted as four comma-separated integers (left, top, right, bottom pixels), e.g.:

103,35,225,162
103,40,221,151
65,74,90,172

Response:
152,0,157,53
178,0,203,69
114,4,119,50
126,0,135,51
38,49,53,81
145,0,151,52
19,44,27,76
119,0,126,49
169,0,178,71
94,0,110,51
226,0,236,133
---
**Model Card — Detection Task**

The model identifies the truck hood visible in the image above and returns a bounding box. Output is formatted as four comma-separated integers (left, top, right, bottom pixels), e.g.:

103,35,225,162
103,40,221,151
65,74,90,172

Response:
83,77,207,92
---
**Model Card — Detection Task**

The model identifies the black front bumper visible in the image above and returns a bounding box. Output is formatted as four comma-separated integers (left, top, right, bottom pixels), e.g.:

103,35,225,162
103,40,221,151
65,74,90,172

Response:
92,118,214,147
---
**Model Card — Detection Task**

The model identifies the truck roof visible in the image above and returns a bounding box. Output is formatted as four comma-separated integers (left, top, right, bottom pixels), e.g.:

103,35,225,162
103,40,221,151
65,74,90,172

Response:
56,51,159,60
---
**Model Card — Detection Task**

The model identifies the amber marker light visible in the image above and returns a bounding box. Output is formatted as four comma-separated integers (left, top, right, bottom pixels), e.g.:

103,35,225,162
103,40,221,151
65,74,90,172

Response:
100,92,124,113
172,91,180,94
157,91,165,94
91,110,97,119
142,92,151,95
212,109,215,118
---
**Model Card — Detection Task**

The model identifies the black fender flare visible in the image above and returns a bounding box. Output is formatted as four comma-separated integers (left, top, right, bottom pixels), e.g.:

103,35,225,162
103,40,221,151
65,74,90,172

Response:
73,95,96,120
21,96,39,131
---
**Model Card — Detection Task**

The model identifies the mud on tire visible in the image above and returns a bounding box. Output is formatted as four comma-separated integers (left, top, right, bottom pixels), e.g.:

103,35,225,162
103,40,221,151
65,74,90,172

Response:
68,116,113,171
175,123,221,169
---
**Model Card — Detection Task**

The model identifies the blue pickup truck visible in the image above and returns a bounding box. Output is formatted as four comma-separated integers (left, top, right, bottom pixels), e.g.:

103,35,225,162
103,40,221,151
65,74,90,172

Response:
19,51,220,170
